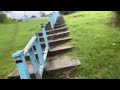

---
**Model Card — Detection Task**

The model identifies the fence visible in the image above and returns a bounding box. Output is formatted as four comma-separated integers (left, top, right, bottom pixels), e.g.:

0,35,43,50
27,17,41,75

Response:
12,12,60,79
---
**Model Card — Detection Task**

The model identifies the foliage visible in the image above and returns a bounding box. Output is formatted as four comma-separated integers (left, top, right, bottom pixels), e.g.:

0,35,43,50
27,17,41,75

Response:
59,11,76,15
31,15,36,18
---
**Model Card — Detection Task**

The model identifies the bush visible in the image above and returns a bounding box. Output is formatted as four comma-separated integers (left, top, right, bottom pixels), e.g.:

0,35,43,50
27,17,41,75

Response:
60,11,76,15
0,12,7,22
112,11,120,27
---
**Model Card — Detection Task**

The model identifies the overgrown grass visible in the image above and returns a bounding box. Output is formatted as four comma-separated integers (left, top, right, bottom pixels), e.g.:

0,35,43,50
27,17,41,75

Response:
0,20,48,78
64,11,120,79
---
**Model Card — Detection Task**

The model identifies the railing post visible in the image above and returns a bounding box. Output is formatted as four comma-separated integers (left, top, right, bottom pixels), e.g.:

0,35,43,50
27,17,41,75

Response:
53,12,56,25
41,23,49,49
12,50,31,79
50,13,54,29
28,48,41,79
34,33,45,66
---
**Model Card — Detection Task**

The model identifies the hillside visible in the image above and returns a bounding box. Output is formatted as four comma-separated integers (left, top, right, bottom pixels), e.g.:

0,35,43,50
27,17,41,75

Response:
64,11,120,79
0,20,48,78
1,11,120,79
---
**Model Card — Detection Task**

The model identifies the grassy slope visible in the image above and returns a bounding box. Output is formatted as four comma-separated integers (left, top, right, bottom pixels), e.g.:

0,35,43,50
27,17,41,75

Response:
64,11,120,79
0,20,48,78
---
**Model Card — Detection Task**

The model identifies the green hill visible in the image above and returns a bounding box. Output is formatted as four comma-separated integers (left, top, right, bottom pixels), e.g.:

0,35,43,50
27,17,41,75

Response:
1,11,120,79
64,11,120,79
0,20,48,78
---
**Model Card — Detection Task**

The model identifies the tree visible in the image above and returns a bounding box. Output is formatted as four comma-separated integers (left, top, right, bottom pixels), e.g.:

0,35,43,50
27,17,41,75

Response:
41,12,46,17
0,11,7,22
60,11,76,15
113,11,120,27
31,15,36,18
5,11,11,14
39,11,42,17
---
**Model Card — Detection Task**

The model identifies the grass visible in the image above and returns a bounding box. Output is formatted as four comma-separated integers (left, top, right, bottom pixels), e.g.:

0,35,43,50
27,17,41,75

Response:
1,11,120,79
64,11,120,79
0,20,48,78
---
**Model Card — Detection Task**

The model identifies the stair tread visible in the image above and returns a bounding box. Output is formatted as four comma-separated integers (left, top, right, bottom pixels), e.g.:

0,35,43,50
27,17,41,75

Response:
50,44,73,52
39,31,69,39
45,55,80,71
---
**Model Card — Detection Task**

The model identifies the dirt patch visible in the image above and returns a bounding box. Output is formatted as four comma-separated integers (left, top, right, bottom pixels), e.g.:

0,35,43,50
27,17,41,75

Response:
43,67,79,79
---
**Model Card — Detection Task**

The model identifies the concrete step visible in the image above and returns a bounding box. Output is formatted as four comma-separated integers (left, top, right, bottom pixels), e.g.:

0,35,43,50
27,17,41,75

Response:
39,26,68,36
46,22,65,27
54,24,66,29
40,37,72,49
57,19,65,22
46,24,66,30
27,43,73,58
7,55,80,79
45,55,80,71
48,44,73,56
46,23,66,28
50,43,73,52
39,31,70,42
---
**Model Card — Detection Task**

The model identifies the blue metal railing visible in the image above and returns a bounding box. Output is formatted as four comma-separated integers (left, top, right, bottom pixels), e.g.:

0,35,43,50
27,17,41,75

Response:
50,12,60,29
12,23,49,79
12,12,60,79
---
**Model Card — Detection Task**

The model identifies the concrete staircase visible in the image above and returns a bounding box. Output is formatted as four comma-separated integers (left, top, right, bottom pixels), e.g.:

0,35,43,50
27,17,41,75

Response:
8,15,80,79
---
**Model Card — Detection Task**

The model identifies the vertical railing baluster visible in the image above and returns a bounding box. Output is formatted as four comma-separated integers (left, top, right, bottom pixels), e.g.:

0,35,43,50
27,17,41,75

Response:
12,50,31,79
50,13,54,29
41,23,49,49
53,12,55,24
52,13,55,28
55,12,57,23
34,33,44,66
28,48,41,79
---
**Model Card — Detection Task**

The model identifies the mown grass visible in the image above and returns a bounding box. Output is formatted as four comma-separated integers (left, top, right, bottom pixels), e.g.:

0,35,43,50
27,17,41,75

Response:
0,20,48,78
64,11,120,79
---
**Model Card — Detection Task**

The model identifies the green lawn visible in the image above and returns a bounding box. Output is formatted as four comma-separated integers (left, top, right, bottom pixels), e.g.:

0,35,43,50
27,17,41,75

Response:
0,20,48,78
64,11,120,79
1,11,120,79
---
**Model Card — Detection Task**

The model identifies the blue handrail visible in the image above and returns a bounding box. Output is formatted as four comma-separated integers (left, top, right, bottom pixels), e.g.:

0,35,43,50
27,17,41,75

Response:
12,23,49,79
12,11,60,79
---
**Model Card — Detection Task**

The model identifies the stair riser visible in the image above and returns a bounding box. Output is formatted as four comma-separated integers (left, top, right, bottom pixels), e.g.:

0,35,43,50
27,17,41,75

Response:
46,24,66,30
39,38,72,49
46,23,66,28
54,25,66,29
48,47,73,56
43,66,77,79
39,28,68,36
39,32,70,42
47,21,65,26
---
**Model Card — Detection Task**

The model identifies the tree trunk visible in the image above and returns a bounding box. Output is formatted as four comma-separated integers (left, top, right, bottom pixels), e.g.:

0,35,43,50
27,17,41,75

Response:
113,11,120,27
